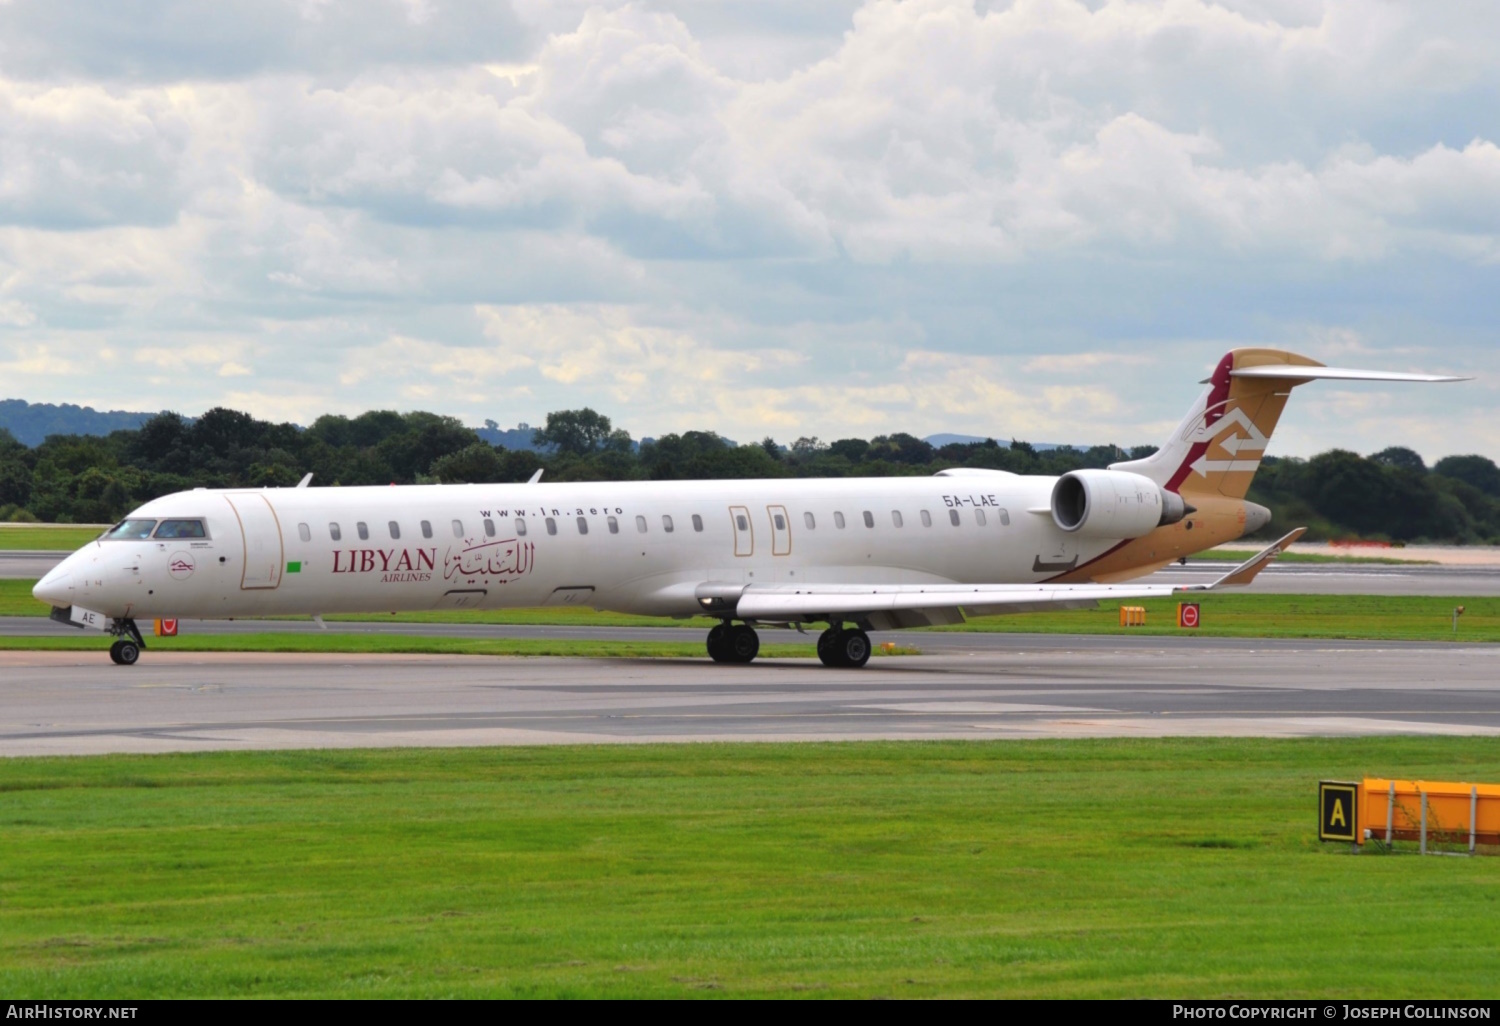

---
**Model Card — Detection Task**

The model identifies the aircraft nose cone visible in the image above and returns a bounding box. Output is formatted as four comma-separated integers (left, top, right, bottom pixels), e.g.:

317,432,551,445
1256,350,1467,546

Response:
33,564,73,608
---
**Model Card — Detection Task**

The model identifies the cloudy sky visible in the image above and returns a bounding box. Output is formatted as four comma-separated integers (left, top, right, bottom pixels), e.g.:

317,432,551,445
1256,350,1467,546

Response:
0,0,1495,458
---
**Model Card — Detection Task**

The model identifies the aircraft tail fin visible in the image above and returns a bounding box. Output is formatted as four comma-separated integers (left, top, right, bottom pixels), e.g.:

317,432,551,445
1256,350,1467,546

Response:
1109,349,1467,501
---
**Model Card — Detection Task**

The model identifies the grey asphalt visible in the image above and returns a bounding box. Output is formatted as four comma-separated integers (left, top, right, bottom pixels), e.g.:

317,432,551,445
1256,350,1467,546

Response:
3,638,1498,756
0,551,71,580
8,550,1500,595
3,616,1461,651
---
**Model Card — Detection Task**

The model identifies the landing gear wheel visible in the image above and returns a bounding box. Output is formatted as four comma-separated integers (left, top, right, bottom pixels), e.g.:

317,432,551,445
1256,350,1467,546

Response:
109,639,140,666
727,625,760,664
837,629,871,669
706,622,734,663
817,627,845,667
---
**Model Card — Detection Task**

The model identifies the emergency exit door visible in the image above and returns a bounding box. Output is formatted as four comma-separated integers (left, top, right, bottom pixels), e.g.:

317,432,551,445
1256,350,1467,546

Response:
729,505,753,557
766,504,791,556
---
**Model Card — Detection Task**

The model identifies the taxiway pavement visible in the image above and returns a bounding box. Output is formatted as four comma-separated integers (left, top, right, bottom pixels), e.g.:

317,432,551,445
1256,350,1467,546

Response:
3,638,1497,756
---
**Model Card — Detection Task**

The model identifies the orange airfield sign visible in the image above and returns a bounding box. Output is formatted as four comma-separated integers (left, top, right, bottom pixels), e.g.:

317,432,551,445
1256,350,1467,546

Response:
1338,780,1500,846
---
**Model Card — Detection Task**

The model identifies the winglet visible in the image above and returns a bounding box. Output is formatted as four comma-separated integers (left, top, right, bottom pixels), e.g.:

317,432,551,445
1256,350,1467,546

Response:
527,468,544,484
1191,527,1306,590
296,472,313,488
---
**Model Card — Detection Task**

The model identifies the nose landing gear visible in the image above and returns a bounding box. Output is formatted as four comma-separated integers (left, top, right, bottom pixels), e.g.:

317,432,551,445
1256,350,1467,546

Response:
706,621,760,664
109,639,141,665
106,618,146,666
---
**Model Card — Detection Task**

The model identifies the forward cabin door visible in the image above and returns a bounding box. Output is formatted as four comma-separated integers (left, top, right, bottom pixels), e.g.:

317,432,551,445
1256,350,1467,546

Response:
225,493,284,590
766,504,791,556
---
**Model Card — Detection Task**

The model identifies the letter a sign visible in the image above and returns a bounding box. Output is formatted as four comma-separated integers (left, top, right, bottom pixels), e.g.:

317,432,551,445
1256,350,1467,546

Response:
1319,780,1360,843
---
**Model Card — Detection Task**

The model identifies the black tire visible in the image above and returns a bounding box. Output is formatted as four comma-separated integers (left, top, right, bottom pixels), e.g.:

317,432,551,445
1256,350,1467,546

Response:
817,628,845,667
706,622,733,663
111,640,140,666
839,629,871,669
728,625,760,663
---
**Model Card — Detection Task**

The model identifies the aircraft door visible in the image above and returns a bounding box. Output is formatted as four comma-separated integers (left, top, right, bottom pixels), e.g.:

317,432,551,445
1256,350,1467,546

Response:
225,493,285,590
766,504,791,556
729,505,753,557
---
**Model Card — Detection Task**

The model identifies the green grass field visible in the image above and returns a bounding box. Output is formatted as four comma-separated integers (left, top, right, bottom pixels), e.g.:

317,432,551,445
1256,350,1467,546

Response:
5,578,1495,644
0,633,822,659
0,525,106,550
1,738,1497,998
1206,548,1436,565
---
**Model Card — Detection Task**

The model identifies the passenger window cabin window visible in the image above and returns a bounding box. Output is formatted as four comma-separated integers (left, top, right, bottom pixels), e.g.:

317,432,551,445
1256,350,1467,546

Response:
357,522,369,541
421,520,433,539
545,517,557,535
920,510,932,527
388,521,401,540
774,513,786,531
862,511,874,529
735,514,749,531
948,509,961,527
484,518,496,538
515,518,528,536
153,519,207,539
452,520,464,538
105,519,157,540
891,511,903,528
329,523,342,541
692,514,703,532
576,516,588,535
608,516,619,534
804,512,815,529
636,515,648,533
999,509,1011,526
834,512,846,529
975,509,987,526
298,523,311,542
663,515,674,533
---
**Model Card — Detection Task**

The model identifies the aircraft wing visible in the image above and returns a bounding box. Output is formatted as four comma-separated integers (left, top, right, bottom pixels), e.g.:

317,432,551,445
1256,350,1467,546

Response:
728,529,1304,629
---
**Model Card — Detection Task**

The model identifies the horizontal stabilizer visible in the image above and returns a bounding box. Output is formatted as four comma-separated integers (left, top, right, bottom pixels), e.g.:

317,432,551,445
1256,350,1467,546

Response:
1194,528,1306,589
1228,366,1469,383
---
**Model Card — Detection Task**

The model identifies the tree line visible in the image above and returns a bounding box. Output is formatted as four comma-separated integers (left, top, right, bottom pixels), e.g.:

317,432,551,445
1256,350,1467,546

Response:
1,406,1498,544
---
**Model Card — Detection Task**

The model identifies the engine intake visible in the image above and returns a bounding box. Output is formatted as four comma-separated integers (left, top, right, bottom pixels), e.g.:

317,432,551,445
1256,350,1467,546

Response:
1050,469,1189,539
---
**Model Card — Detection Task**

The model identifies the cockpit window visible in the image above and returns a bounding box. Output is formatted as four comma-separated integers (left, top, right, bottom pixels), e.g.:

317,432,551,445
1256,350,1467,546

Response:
154,519,207,539
104,519,156,540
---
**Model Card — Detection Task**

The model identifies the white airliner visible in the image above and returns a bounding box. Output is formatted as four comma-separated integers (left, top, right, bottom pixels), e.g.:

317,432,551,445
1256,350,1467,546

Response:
33,348,1464,667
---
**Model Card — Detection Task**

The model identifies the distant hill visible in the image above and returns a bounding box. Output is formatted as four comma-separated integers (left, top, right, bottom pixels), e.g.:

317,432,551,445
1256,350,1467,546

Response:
473,420,655,453
924,433,1070,451
2,402,1077,455
474,420,549,452
0,399,165,446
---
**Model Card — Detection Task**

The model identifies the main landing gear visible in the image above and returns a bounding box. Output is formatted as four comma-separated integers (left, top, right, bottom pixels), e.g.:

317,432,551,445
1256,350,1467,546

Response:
817,626,871,669
704,621,872,668
706,621,760,663
107,618,145,666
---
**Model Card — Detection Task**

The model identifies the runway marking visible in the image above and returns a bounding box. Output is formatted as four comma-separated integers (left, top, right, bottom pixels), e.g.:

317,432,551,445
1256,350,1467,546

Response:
855,702,1112,714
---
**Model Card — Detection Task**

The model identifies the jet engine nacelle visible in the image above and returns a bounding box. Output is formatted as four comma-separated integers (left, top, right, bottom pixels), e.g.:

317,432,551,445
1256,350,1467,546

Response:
1050,469,1189,539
